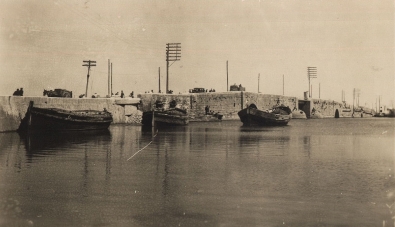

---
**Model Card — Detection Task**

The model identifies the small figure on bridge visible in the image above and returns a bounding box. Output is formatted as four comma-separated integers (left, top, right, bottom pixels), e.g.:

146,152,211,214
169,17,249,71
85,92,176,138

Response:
13,89,20,96
121,90,124,98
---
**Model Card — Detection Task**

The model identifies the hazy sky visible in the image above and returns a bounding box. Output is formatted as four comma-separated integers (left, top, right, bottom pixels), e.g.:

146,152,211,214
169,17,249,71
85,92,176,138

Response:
1,0,394,106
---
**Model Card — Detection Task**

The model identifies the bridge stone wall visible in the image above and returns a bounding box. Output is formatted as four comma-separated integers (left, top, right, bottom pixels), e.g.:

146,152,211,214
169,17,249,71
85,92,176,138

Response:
0,96,141,132
0,93,374,132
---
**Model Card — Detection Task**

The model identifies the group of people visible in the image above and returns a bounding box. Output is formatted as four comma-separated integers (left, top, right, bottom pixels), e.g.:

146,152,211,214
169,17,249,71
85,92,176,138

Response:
12,88,24,96
83,90,134,98
112,90,134,98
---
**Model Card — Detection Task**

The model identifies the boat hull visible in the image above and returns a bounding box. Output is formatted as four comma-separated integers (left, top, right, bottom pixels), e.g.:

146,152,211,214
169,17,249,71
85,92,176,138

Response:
20,103,113,131
238,106,291,126
142,108,189,126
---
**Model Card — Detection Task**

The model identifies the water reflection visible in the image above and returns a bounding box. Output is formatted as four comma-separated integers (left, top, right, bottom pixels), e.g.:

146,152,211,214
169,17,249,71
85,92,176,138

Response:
18,130,112,159
0,119,393,226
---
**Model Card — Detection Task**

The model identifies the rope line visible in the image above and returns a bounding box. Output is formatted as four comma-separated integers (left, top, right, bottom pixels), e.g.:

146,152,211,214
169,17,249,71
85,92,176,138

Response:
127,130,158,161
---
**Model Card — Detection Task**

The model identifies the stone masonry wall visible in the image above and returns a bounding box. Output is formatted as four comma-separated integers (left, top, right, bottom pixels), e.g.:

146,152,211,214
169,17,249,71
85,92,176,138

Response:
0,96,140,132
1,93,373,132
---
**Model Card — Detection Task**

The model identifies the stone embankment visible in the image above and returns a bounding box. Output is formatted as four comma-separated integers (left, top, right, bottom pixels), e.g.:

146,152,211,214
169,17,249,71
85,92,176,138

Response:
138,92,364,121
0,92,372,132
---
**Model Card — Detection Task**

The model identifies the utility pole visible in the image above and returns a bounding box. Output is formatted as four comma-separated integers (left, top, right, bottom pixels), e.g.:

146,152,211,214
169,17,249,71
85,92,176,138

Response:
111,63,113,96
258,73,260,93
352,88,355,117
319,83,320,99
307,67,317,98
108,59,110,97
158,67,161,93
83,60,96,98
227,61,229,92
166,43,181,94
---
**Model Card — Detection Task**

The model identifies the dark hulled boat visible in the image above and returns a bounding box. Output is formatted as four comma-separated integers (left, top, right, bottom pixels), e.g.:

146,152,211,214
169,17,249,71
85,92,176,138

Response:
238,104,292,126
142,108,189,126
18,101,113,131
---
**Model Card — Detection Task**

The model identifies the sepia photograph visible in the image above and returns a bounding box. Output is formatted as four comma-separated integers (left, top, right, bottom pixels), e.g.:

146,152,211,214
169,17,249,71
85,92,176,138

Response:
0,0,394,226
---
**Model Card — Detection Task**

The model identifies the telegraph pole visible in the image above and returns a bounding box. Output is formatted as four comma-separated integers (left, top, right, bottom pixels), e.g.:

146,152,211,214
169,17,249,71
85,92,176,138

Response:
158,67,161,93
319,83,321,99
111,63,113,96
166,43,181,94
258,73,260,93
307,67,317,98
83,60,96,98
227,61,229,92
108,59,110,97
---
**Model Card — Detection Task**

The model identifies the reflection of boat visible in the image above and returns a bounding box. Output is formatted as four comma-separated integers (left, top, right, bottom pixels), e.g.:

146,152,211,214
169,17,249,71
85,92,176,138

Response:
19,101,113,131
142,108,189,126
205,113,223,121
238,104,292,126
191,113,223,122
19,129,112,153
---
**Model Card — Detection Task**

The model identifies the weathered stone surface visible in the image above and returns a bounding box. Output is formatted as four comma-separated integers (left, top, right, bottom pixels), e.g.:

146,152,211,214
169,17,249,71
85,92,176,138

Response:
0,96,138,132
0,93,374,132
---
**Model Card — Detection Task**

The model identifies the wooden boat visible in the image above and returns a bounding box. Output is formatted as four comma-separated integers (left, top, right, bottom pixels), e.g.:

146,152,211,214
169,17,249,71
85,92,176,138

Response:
18,101,113,131
142,108,189,126
238,104,292,126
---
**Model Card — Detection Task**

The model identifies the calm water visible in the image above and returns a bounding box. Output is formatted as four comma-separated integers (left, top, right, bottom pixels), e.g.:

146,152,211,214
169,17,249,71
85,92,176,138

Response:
0,118,394,227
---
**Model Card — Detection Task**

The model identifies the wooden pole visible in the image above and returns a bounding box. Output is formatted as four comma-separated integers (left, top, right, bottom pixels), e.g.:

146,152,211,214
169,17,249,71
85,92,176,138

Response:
111,63,113,96
309,73,311,98
226,61,228,91
166,53,169,93
319,83,320,99
311,84,312,98
83,60,96,98
258,73,260,93
85,70,90,98
158,67,161,93
108,59,110,97
353,88,355,115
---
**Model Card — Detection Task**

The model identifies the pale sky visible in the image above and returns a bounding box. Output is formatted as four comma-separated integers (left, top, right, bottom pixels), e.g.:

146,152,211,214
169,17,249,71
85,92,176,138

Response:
1,0,394,107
